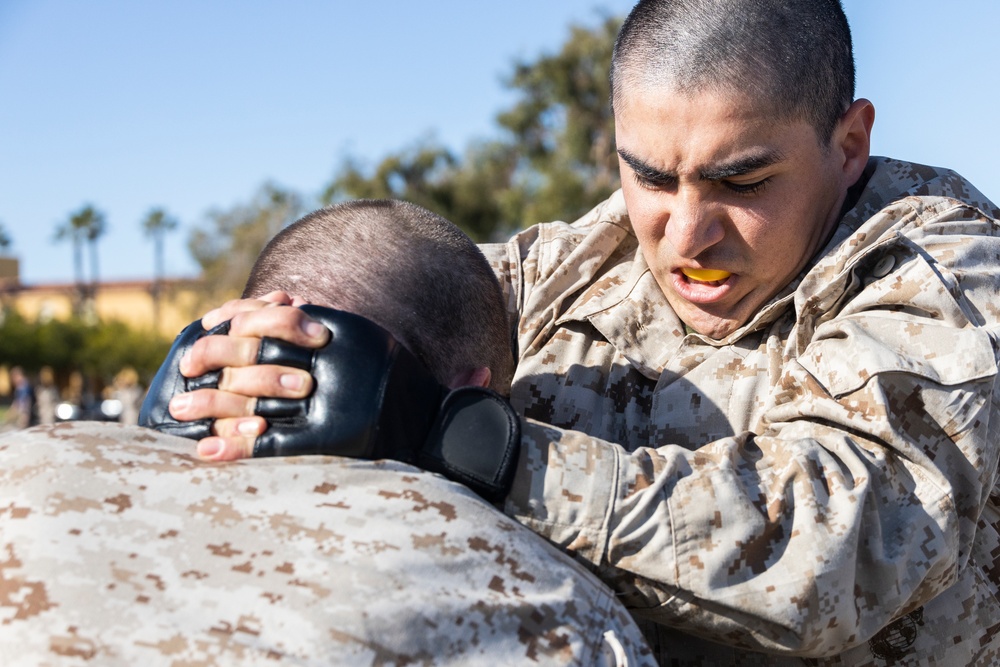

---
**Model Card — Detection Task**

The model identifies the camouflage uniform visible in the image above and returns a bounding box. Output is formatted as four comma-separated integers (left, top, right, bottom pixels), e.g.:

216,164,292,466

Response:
0,422,655,666
484,157,1000,665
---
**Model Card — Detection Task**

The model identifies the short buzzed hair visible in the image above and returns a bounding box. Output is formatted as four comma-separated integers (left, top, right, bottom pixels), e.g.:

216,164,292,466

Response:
243,200,514,394
611,0,855,143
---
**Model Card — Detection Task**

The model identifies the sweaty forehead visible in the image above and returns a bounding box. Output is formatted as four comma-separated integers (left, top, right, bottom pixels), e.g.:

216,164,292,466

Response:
619,80,832,169
612,68,821,140
616,74,789,126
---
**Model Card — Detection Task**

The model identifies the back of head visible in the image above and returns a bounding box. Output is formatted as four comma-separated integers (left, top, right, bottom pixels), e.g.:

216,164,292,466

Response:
244,200,514,394
611,0,854,143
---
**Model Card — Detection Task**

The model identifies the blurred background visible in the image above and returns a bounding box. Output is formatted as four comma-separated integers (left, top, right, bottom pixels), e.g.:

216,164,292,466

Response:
0,1,997,427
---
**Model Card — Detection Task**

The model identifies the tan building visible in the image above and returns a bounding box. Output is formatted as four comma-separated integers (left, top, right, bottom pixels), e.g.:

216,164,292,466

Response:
0,256,205,337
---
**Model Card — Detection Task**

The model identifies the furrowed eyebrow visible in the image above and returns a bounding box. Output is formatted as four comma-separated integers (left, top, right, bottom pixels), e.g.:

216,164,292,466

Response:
618,149,676,183
698,150,784,181
619,147,784,184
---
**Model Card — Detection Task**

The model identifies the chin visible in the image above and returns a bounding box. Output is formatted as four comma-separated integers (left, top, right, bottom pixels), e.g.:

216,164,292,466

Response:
701,323,740,339
689,298,759,337
682,315,735,339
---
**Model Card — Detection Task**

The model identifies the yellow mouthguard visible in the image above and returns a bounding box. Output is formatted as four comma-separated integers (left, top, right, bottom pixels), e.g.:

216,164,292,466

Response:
681,268,732,282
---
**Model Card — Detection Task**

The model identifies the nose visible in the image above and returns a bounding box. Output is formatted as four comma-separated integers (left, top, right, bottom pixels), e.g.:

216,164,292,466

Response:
664,189,725,259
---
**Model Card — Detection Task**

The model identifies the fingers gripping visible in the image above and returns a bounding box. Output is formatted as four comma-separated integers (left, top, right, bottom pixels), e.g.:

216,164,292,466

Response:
139,316,320,442
139,319,232,439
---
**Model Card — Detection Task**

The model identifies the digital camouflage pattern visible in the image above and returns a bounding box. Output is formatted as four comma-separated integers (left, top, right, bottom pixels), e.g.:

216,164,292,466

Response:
0,421,655,667
483,157,1000,665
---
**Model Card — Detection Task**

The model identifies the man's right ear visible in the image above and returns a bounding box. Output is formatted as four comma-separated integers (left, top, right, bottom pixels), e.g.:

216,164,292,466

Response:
447,366,492,390
834,98,875,189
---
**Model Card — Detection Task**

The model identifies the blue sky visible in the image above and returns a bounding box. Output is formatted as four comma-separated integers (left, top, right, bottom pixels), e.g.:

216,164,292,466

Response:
2,1,997,285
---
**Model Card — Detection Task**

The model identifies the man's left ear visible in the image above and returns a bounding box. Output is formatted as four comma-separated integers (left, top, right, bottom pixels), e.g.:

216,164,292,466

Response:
834,98,875,186
448,366,492,390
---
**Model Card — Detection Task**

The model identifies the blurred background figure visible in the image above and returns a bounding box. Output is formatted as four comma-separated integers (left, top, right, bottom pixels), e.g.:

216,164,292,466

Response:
6,366,36,430
35,366,59,425
110,366,144,425
63,370,85,408
55,370,92,422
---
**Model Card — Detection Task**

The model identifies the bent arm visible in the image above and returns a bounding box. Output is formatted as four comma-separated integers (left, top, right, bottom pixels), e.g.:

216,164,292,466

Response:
506,357,997,655
490,197,1000,656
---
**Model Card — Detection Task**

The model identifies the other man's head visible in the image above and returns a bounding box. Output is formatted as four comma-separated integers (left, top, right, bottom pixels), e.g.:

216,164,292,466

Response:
610,0,874,339
243,199,514,395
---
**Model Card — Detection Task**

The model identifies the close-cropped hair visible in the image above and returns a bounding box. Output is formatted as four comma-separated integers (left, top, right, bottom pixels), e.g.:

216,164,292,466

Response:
611,0,855,143
243,200,514,394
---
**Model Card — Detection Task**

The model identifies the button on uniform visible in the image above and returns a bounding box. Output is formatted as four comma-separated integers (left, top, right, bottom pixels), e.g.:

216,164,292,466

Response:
872,254,896,278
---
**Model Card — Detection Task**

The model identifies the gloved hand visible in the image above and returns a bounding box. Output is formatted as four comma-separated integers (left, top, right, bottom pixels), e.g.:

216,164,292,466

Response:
140,305,520,503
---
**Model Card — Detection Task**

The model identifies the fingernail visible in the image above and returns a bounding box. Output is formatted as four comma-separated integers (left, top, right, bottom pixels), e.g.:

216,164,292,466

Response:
302,320,326,340
179,351,191,374
237,419,261,436
280,373,304,390
198,438,222,458
170,393,192,415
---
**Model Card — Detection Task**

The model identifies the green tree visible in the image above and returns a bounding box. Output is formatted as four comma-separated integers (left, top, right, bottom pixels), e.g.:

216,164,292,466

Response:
496,15,621,225
323,140,523,242
77,319,172,384
324,15,622,239
188,183,303,305
0,311,171,389
0,310,39,368
142,207,179,330
188,14,623,284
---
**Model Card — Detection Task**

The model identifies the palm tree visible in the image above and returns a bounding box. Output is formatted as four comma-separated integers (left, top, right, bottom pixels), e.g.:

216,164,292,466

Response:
54,208,89,310
141,207,178,330
82,206,107,301
55,204,106,313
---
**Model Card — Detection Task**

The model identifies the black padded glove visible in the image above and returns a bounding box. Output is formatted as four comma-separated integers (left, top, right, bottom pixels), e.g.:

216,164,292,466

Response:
138,317,229,441
139,305,521,503
138,314,315,439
